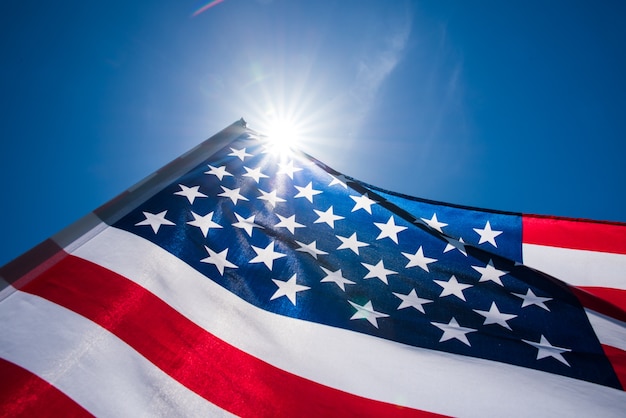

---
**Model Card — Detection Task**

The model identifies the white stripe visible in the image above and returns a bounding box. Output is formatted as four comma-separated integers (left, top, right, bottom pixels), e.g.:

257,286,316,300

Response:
523,243,626,289
0,291,231,418
70,226,626,417
586,309,626,351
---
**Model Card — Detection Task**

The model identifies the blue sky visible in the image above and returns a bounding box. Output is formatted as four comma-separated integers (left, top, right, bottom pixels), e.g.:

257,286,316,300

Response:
1,0,625,266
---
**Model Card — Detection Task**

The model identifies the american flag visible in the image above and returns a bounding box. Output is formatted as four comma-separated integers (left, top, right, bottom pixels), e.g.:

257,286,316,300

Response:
1,120,625,416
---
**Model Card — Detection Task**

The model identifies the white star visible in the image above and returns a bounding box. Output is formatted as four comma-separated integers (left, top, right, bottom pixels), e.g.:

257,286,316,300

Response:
270,274,310,305
473,302,517,330
523,335,571,366
242,166,269,183
296,240,328,259
434,275,473,301
135,210,175,233
250,241,286,270
472,259,508,286
260,141,282,154
232,213,262,237
187,211,222,237
228,147,253,161
374,216,407,244
328,174,348,188
314,206,344,228
431,317,476,346
473,220,503,247
361,260,397,285
294,182,322,203
277,160,302,179
443,236,468,256
350,194,376,214
393,289,433,314
348,300,389,328
218,186,249,205
512,288,552,311
336,232,369,255
421,213,448,233
402,246,437,272
320,267,355,291
259,140,274,153
200,246,237,275
257,189,286,207
174,184,207,204
204,164,233,180
275,214,305,234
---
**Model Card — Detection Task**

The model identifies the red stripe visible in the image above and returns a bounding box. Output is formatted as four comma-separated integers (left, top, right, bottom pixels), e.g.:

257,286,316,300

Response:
522,215,626,254
0,358,92,418
571,286,626,323
577,286,626,316
602,345,626,391
21,255,442,418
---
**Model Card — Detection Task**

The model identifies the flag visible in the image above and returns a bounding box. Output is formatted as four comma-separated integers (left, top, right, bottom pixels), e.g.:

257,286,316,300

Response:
1,119,625,416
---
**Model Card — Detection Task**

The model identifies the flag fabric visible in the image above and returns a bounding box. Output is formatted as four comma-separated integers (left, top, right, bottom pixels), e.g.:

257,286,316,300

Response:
1,120,625,417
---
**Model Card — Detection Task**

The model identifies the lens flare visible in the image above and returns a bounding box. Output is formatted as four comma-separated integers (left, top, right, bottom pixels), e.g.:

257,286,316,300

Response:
191,0,225,17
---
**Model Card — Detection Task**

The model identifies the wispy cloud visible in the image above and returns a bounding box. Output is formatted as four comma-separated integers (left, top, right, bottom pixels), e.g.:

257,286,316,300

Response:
346,15,412,132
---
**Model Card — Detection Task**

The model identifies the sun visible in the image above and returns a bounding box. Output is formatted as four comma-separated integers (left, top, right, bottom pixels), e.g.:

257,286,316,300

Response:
263,116,301,153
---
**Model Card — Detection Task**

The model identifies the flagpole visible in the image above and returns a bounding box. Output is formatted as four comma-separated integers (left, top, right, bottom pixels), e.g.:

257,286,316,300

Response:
0,118,249,294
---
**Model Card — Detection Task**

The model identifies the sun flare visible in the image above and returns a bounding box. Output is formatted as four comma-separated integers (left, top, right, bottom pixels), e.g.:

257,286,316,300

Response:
263,117,301,153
